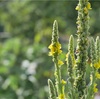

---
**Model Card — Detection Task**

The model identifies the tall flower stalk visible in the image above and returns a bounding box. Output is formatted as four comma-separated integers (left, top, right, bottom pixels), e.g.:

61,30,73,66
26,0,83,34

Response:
48,0,100,99
74,0,91,98
48,20,65,99
86,37,96,99
86,37,100,99
65,35,77,99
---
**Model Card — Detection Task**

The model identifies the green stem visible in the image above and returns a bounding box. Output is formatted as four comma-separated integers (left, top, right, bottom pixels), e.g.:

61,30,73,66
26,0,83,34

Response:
54,58,62,95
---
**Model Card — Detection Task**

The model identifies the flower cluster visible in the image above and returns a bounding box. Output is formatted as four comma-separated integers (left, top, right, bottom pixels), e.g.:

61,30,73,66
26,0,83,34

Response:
48,0,100,99
58,94,64,99
93,83,98,93
48,20,65,99
76,1,92,11
48,42,62,56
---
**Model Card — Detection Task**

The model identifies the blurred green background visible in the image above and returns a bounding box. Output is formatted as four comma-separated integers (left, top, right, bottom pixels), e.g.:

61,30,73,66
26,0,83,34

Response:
0,0,100,99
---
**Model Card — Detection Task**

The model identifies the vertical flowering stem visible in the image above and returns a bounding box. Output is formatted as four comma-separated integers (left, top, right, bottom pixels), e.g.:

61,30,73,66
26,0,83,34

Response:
67,35,75,85
48,20,65,99
86,37,96,99
94,36,100,92
67,54,74,99
74,0,91,98
94,36,100,82
87,37,100,99
66,35,76,99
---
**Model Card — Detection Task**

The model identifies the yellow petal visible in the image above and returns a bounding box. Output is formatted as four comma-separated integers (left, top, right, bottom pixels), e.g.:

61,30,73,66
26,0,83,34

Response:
87,2,92,10
95,72,100,79
75,5,80,10
59,94,64,99
94,62,100,69
56,42,61,49
93,83,98,93
61,79,66,85
84,7,88,14
58,60,64,66
48,44,52,49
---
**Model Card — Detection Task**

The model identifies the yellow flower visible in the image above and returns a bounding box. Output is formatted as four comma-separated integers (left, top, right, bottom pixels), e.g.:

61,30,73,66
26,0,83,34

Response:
75,5,80,10
61,79,66,85
86,2,92,10
58,60,64,66
56,42,62,49
95,72,100,79
93,83,98,93
84,7,88,14
94,62,100,69
48,42,62,56
48,44,55,56
59,94,64,99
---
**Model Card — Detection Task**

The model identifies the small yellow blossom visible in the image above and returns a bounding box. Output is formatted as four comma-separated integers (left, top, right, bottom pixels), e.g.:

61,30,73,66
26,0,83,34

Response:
48,42,62,56
93,83,98,93
59,94,64,99
48,44,55,56
95,72,100,79
75,5,80,10
61,79,66,85
94,62,100,69
84,7,88,14
58,60,64,66
86,2,92,10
